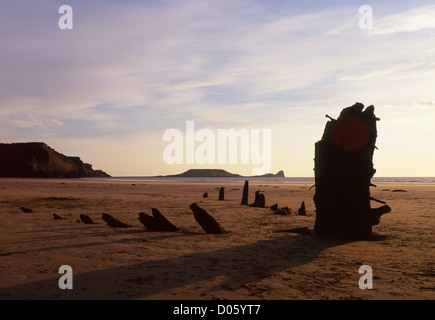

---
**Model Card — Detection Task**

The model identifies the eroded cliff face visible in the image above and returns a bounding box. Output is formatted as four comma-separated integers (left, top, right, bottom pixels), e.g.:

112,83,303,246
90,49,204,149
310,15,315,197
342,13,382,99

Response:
0,142,110,178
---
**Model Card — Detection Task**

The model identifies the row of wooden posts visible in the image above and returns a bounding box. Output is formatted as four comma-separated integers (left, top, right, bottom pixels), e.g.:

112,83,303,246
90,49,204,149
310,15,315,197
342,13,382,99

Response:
211,180,306,215
75,204,227,234
65,180,305,235
205,181,264,207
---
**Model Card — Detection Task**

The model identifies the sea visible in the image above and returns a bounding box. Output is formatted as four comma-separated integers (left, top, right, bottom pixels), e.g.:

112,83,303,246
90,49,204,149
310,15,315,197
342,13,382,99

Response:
86,176,435,184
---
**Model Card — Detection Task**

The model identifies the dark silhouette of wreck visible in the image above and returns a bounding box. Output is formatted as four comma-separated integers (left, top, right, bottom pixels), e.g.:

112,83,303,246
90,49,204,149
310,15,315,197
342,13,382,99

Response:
251,190,265,208
138,209,179,232
190,203,227,234
313,102,391,238
241,180,249,205
218,187,225,201
101,213,129,228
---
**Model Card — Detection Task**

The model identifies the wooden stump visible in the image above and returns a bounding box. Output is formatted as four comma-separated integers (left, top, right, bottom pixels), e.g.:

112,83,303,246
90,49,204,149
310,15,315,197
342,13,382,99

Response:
218,187,225,201
190,203,227,234
251,190,265,208
241,180,249,205
138,209,179,232
298,201,306,216
313,103,391,237
80,214,95,224
151,208,180,232
102,213,129,228
53,213,64,220
138,212,160,231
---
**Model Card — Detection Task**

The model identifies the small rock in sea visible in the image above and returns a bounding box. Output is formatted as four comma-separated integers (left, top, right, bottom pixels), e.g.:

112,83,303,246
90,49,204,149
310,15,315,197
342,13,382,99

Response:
20,207,33,213
53,213,64,220
101,213,129,228
270,203,278,211
392,189,407,192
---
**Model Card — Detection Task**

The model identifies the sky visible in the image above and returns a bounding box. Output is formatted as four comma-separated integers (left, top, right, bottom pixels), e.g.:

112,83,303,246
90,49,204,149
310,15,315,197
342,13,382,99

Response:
1,0,435,177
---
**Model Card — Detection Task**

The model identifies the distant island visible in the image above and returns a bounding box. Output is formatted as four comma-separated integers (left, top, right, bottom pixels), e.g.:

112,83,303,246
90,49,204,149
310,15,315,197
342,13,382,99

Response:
163,169,285,178
257,170,285,178
0,142,110,178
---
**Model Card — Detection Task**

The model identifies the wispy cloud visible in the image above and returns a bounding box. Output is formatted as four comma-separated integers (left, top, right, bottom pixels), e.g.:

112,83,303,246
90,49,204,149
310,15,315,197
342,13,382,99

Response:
371,4,435,35
1,0,435,175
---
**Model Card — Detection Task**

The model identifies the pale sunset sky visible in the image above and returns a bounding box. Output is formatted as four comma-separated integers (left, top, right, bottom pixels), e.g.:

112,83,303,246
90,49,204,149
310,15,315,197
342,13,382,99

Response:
1,0,434,177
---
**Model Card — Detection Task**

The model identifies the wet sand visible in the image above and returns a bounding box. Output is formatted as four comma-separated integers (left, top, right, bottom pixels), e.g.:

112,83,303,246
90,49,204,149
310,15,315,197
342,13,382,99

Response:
0,178,433,300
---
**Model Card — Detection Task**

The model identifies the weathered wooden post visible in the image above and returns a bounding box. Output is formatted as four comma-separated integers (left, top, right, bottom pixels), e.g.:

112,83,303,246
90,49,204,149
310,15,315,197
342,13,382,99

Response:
298,201,306,216
313,103,391,237
218,187,225,201
138,209,179,232
190,203,227,234
151,208,180,232
251,190,265,208
80,214,95,224
102,213,129,228
241,180,249,205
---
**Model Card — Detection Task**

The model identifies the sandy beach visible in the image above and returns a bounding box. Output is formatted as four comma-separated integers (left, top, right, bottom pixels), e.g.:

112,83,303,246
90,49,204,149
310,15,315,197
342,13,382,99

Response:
0,178,433,300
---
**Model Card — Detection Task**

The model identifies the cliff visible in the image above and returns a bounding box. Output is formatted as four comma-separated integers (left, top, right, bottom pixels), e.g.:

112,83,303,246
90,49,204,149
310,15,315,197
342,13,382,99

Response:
0,142,110,178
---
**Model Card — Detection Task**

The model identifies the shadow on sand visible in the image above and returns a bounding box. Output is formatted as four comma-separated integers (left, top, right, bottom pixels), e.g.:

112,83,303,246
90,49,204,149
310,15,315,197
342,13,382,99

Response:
0,231,367,300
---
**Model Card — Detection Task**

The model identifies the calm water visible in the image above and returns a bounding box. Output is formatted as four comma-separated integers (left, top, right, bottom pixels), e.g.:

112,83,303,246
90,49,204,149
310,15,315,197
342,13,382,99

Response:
89,176,435,184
